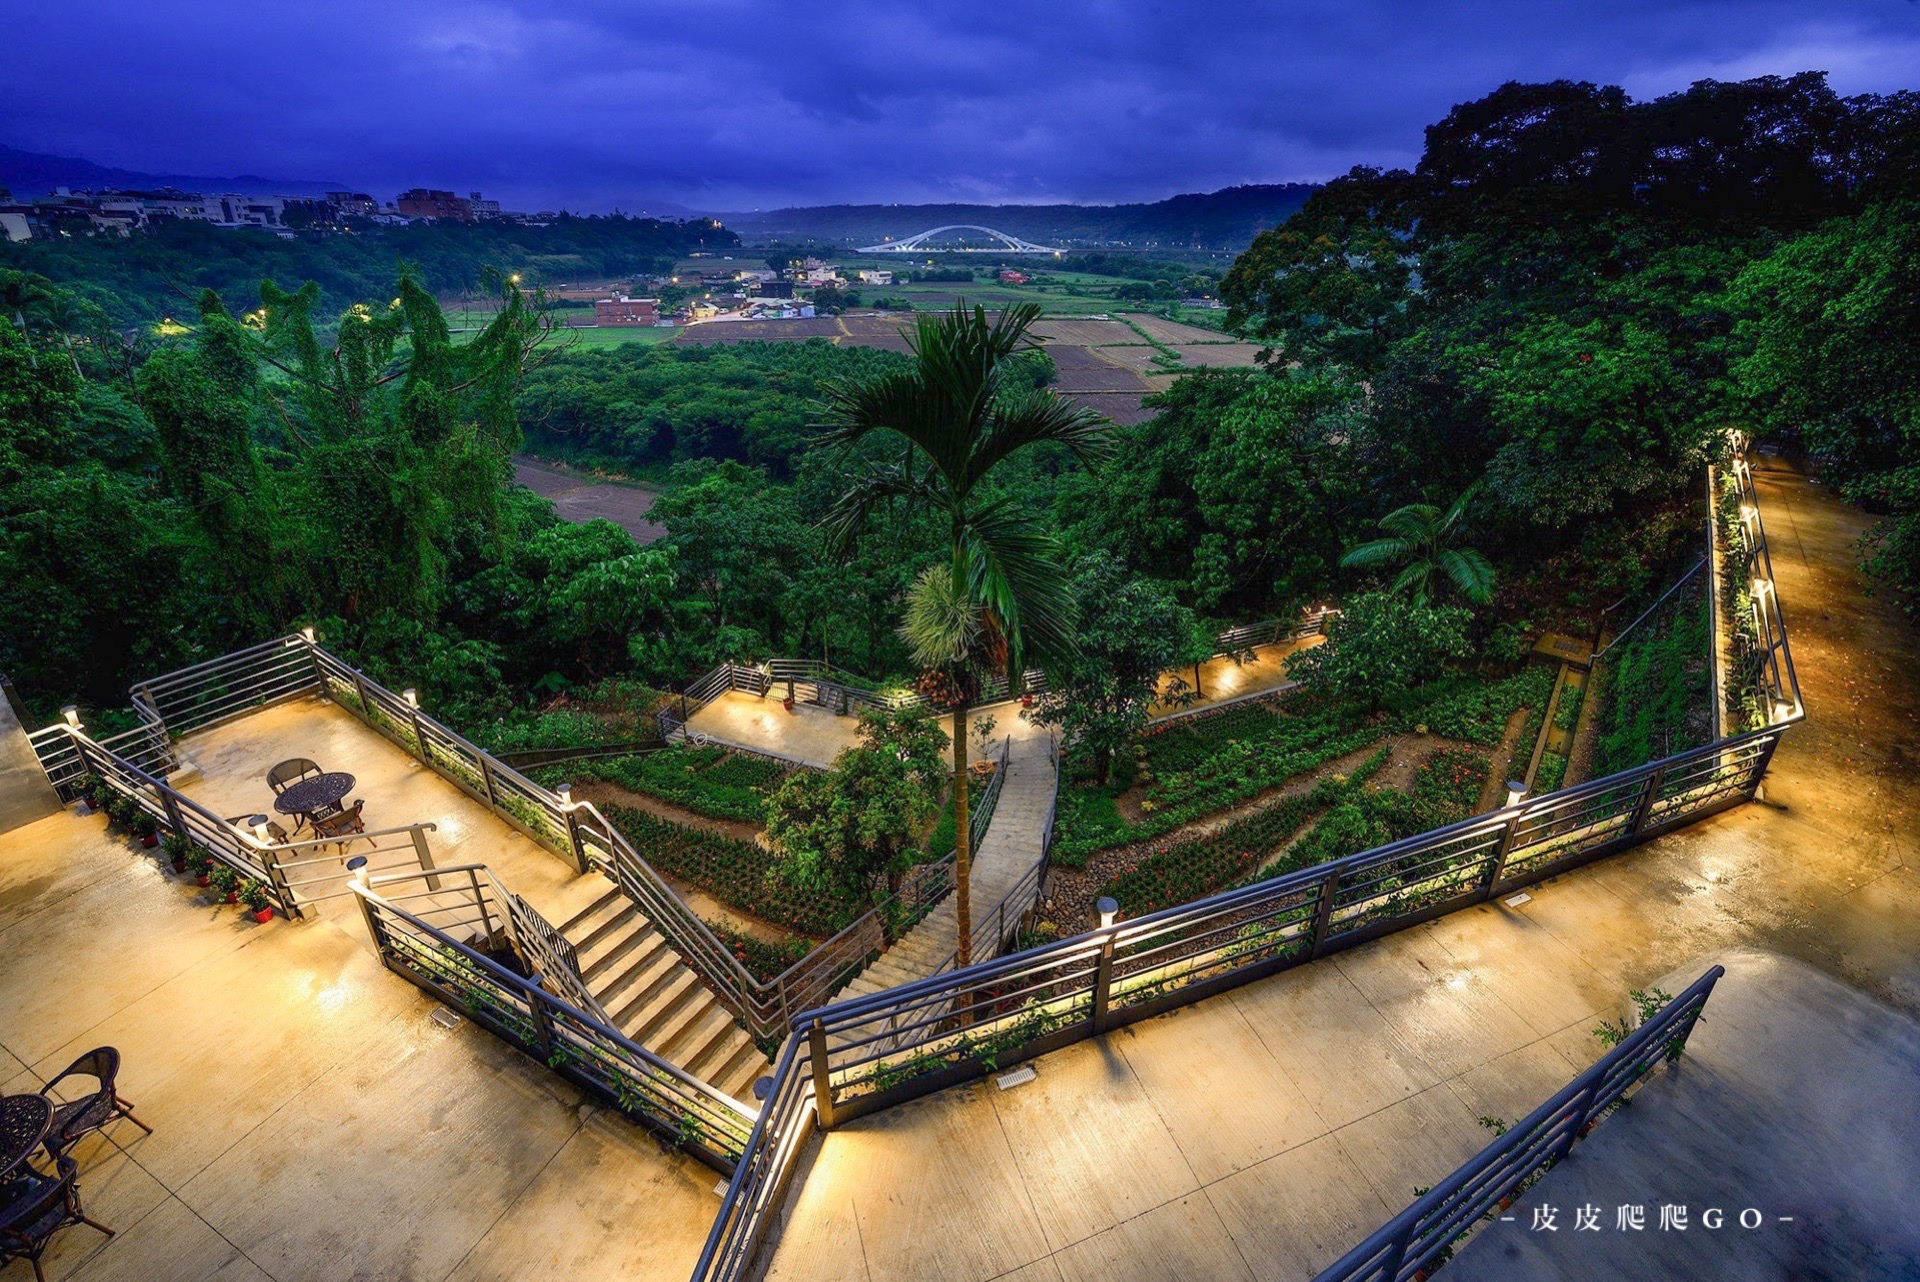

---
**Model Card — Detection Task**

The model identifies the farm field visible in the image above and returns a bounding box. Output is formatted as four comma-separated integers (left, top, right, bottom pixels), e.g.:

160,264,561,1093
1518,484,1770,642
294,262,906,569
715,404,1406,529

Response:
511,455,665,544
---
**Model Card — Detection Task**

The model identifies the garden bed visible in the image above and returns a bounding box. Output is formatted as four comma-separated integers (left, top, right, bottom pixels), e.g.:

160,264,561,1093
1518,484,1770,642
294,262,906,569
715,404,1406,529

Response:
542,745,791,824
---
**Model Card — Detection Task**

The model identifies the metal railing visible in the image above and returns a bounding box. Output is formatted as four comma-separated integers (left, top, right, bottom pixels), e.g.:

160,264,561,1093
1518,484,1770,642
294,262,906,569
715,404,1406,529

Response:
271,822,440,910
1212,605,1335,657
789,719,1779,1128
349,866,757,1173
691,1035,817,1282
1720,451,1802,729
1315,966,1724,1281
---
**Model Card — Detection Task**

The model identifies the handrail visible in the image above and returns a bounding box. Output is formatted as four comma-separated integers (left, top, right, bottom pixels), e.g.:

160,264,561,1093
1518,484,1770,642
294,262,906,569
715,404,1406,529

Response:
1314,966,1724,1281
690,1033,815,1282
349,869,757,1172
269,820,438,856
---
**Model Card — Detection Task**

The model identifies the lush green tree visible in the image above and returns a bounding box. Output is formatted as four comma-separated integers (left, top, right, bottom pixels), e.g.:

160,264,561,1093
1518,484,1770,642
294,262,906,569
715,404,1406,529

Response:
820,302,1108,965
1286,591,1471,712
1033,552,1195,783
764,710,950,905
1340,484,1496,606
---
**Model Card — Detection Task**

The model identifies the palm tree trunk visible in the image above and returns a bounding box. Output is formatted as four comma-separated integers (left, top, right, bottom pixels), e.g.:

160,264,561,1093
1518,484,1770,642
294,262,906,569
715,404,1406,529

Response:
952,701,971,967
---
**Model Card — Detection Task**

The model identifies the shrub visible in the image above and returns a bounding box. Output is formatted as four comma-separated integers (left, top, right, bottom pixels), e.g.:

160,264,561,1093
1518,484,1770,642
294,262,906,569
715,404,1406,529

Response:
555,747,790,823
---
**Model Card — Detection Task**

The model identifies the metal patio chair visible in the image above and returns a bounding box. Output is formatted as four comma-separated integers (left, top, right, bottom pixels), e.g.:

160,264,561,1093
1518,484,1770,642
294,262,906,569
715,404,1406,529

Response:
39,1047,151,1153
0,1151,113,1281
265,758,322,796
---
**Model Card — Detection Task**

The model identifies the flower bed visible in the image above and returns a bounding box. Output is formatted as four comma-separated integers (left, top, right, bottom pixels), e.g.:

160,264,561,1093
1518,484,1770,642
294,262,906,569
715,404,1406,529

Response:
603,804,854,937
555,747,791,823
709,921,812,983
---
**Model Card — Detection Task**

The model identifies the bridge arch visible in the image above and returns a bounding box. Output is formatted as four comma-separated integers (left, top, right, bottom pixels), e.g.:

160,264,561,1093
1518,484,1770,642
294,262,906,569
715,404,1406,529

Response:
856,224,1063,254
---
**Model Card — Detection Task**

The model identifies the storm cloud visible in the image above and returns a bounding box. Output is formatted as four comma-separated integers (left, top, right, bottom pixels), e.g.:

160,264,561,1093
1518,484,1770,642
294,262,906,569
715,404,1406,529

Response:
8,0,1920,210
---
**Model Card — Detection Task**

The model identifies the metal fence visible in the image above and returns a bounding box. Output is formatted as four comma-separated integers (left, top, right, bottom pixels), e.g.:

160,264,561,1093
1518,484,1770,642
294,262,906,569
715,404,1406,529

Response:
1314,966,1724,1281
1719,452,1802,730
348,866,757,1174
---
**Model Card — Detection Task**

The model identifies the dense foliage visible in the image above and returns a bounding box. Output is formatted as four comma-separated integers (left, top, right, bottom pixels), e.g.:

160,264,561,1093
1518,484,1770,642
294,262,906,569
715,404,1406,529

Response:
0,215,734,326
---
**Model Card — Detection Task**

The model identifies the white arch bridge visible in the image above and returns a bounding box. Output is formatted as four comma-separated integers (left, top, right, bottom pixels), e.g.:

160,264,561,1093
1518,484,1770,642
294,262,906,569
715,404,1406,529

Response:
856,224,1063,254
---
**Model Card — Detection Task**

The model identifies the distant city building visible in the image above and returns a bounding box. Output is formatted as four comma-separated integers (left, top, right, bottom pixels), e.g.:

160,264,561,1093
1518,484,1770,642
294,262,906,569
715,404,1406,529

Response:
804,267,842,285
593,295,661,326
327,191,379,218
396,188,471,221
466,191,501,220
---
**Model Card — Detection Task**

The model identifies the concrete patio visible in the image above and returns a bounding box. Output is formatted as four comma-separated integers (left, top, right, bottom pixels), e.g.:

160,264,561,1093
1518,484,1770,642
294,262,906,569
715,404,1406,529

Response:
0,807,720,1282
1149,634,1323,721
755,455,1920,1282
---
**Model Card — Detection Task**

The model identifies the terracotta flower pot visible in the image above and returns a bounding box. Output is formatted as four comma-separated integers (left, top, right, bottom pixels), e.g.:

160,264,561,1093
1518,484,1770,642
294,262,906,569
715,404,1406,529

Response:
224,891,239,905
171,858,188,873
141,833,159,849
253,908,274,924
196,874,210,887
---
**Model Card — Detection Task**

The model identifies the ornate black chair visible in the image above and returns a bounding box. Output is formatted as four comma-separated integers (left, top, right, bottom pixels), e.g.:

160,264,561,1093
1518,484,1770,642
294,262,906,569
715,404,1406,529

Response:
0,1152,112,1281
266,758,322,795
39,1048,151,1151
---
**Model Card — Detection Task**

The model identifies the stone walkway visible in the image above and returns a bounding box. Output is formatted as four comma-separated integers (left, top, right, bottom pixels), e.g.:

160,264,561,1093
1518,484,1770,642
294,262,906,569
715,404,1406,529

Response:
841,718,1060,996
757,454,1920,1282
1454,948,1920,1279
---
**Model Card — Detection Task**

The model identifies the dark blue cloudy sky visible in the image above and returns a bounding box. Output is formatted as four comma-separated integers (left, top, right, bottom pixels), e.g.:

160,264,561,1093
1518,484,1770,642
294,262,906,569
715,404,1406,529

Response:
8,1,1920,211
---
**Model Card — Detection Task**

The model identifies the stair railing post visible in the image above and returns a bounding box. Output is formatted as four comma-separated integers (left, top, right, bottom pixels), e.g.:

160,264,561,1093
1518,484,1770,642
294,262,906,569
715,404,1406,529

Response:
526,975,557,1059
410,824,442,891
1307,865,1340,957
1627,767,1665,837
1091,936,1116,1034
257,836,301,920
808,1019,837,1129
477,753,501,810
1482,812,1523,900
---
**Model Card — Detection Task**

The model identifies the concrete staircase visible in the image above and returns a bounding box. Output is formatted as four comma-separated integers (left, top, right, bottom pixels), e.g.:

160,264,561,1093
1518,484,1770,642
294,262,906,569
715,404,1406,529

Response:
558,886,769,1103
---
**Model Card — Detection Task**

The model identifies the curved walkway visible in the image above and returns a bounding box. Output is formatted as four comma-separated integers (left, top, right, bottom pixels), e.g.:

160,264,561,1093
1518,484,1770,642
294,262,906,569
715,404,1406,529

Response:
761,454,1920,1282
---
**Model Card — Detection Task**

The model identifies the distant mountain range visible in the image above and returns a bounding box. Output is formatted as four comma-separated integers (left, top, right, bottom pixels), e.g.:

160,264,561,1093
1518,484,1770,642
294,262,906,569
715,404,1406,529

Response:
712,184,1319,251
0,143,346,199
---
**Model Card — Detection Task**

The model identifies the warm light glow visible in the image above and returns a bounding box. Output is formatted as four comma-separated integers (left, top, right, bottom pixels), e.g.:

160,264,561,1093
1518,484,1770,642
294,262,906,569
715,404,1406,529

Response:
403,687,419,708
301,626,316,643
59,704,81,728
1773,699,1798,724
1752,578,1770,599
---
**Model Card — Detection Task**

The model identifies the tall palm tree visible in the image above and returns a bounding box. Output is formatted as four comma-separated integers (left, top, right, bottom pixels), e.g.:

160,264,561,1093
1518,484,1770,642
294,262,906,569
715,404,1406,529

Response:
1340,483,1496,606
820,303,1108,965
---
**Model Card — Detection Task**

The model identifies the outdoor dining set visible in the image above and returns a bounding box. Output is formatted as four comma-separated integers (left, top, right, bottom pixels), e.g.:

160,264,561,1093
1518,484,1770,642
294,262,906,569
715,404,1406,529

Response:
0,1049,148,1279
229,757,368,849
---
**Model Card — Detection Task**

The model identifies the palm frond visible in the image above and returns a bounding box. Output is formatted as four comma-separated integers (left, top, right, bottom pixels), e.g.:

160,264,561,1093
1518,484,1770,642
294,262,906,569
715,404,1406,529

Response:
1389,561,1434,606
819,464,944,558
959,497,1077,664
1376,503,1443,541
965,387,1113,487
1436,547,1497,605
1340,537,1415,569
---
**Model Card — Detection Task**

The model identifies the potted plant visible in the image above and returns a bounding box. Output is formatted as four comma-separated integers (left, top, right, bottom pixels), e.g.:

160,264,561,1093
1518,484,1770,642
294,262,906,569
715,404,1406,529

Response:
105,794,137,833
161,832,192,873
133,810,161,848
75,774,104,814
208,864,240,904
239,879,274,923
187,849,215,887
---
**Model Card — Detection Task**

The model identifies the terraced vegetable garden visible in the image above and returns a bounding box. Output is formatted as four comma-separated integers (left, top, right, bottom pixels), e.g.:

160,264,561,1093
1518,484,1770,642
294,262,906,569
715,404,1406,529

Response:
543,745,792,823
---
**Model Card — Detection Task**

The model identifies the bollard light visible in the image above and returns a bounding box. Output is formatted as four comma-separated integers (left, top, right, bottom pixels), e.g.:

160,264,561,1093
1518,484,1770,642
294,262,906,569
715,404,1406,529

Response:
347,854,369,887
1097,896,1118,930
403,687,419,708
555,783,574,809
1505,780,1527,809
59,704,81,729
1751,578,1770,600
301,626,316,644
248,813,270,843
1773,699,1796,724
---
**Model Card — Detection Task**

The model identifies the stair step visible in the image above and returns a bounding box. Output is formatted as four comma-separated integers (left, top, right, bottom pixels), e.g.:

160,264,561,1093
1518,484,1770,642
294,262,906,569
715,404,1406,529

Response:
619,970,702,1043
713,1041,773,1102
578,914,656,981
558,886,628,939
597,939,682,1013
661,1003,740,1070
641,978,719,1051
